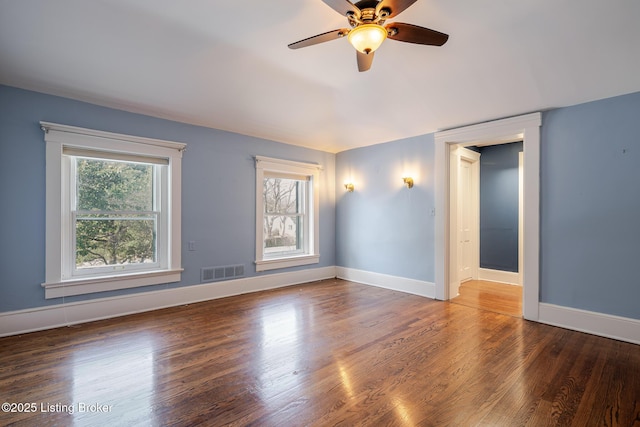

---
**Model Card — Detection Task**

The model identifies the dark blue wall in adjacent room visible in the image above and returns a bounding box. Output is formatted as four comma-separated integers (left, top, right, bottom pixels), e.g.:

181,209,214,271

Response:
479,141,523,272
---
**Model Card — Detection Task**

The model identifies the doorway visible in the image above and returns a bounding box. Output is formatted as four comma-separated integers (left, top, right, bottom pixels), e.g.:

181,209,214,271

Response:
450,143,523,317
434,113,541,321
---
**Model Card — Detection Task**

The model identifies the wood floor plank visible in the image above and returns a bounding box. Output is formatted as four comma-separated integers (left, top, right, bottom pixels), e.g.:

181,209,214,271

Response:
452,279,523,317
1,279,638,426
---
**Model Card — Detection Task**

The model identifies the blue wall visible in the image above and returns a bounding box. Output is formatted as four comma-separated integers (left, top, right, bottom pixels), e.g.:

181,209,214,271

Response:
335,91,640,320
479,141,522,272
541,91,640,319
0,85,335,311
2,84,639,321
335,135,435,282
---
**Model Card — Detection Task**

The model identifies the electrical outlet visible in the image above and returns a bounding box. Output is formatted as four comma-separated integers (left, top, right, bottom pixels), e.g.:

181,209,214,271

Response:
188,241,196,251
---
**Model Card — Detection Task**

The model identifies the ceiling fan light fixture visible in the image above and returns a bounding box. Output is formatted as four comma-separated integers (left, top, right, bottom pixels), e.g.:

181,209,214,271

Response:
348,24,387,54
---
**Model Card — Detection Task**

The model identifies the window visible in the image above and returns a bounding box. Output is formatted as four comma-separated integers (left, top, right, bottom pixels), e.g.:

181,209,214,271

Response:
255,156,321,271
42,122,185,298
71,154,161,276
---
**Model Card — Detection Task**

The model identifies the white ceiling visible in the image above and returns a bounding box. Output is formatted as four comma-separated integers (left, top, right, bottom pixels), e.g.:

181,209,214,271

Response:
1,0,639,153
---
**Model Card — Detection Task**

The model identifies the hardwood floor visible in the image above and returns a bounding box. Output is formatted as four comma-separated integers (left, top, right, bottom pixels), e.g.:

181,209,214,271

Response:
1,279,638,426
451,280,523,317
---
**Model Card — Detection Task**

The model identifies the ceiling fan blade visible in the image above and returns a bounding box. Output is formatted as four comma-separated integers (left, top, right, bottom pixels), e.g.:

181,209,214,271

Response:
357,51,374,72
376,0,418,19
386,22,449,46
288,29,349,49
322,0,361,18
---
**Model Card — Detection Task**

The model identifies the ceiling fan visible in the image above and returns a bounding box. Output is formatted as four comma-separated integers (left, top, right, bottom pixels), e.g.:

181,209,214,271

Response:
288,0,449,72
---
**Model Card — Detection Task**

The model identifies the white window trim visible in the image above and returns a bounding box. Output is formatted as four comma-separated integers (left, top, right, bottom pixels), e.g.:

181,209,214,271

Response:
255,156,321,272
41,122,185,299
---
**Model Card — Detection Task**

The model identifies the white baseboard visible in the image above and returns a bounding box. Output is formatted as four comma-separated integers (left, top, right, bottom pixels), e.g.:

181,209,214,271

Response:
336,267,435,299
5,266,638,346
538,303,640,345
0,266,336,337
478,268,521,285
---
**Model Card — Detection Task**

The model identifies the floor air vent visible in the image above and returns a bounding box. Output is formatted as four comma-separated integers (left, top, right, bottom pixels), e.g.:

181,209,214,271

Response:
201,264,245,283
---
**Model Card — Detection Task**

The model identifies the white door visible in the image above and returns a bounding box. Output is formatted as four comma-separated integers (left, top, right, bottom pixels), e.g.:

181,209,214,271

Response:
518,151,524,286
449,147,480,298
458,158,474,282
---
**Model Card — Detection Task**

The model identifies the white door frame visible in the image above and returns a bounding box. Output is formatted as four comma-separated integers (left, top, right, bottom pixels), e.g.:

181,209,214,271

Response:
434,113,541,321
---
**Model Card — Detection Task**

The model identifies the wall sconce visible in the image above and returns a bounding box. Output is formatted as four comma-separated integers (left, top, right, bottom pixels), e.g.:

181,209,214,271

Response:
402,177,414,189
344,183,355,192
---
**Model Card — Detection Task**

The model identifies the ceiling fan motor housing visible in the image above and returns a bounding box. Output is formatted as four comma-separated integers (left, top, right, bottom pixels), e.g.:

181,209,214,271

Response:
348,2,390,27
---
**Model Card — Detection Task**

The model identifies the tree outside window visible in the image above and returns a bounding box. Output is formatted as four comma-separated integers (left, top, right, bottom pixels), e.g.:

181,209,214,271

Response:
263,177,305,256
74,158,158,270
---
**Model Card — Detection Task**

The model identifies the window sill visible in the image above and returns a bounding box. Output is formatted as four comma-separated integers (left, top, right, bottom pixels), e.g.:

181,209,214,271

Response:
255,254,320,272
42,269,183,299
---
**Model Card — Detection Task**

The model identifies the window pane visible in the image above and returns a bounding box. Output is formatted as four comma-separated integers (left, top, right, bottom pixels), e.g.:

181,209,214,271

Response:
76,158,154,212
75,215,157,268
263,177,307,256
263,178,302,214
263,214,303,255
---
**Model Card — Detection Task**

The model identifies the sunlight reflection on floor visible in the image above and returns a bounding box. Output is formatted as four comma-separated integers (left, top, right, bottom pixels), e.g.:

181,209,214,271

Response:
72,333,156,424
